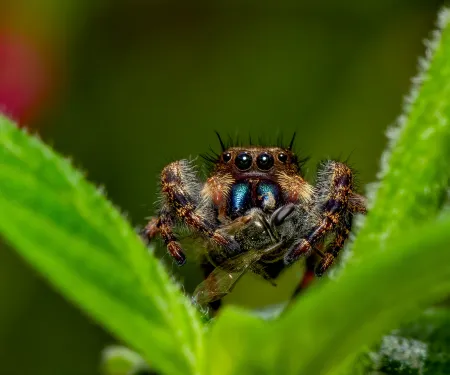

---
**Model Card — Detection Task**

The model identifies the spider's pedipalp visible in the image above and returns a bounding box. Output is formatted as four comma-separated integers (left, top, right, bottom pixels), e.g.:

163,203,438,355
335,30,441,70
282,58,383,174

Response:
277,172,314,204
200,173,235,221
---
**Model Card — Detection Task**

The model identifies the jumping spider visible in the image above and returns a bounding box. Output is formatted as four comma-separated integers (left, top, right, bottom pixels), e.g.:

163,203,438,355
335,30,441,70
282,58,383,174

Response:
143,133,366,304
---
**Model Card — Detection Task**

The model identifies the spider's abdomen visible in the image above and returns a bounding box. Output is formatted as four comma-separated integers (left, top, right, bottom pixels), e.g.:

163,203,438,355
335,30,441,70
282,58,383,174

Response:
228,180,283,219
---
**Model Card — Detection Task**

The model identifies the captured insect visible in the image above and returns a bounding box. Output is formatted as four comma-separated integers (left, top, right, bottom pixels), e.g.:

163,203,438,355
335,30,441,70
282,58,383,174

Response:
142,133,366,307
192,204,298,305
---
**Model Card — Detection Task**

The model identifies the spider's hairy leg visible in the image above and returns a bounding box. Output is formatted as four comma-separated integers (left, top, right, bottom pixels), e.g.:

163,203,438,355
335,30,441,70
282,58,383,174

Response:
158,208,187,265
159,160,239,261
313,188,366,275
141,208,187,264
284,160,365,270
142,217,159,240
314,224,350,276
349,192,367,214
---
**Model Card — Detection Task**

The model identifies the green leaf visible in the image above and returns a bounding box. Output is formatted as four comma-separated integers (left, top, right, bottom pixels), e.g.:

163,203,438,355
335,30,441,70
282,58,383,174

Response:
0,116,205,375
206,307,271,375
352,7,450,255
101,346,148,375
102,345,179,375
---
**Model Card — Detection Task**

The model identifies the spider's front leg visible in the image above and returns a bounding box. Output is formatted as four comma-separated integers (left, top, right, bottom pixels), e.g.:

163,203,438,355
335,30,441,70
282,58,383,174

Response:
142,160,239,265
284,160,366,274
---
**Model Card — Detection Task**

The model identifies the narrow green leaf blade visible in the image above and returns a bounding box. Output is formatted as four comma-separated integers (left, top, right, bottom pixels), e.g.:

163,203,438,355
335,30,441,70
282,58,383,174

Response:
353,7,450,254
0,116,204,375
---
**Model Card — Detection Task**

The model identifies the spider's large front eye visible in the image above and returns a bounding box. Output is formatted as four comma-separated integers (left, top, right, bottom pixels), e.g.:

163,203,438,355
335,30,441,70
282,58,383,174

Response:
256,152,274,170
235,152,253,170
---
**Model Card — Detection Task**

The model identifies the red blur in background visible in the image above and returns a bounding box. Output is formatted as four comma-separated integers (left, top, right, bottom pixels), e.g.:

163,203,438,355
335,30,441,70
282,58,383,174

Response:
0,30,55,126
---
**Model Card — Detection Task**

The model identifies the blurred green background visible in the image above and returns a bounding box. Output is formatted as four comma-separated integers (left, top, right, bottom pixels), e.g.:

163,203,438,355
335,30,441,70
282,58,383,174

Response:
0,1,445,374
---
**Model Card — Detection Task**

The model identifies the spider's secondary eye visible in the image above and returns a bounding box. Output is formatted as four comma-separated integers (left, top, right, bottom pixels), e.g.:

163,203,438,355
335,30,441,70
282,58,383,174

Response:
256,152,274,170
222,152,232,163
235,152,253,170
278,153,288,163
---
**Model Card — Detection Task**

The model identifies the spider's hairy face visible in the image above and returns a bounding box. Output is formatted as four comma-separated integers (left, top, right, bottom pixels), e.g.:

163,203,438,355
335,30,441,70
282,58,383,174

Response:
203,146,312,220
214,146,300,181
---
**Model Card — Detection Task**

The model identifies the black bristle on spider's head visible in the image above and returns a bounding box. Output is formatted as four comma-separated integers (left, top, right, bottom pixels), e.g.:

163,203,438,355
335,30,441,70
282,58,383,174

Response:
288,132,296,150
212,130,299,151
215,131,226,152
200,131,309,171
200,146,220,170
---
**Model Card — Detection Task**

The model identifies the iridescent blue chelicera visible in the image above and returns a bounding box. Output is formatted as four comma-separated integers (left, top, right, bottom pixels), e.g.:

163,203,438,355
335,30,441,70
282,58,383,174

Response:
229,181,282,218
229,182,251,218
257,182,280,209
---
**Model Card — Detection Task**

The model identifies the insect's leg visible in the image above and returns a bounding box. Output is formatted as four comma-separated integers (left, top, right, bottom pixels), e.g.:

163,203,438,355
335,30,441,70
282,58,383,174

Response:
161,160,239,255
284,161,354,265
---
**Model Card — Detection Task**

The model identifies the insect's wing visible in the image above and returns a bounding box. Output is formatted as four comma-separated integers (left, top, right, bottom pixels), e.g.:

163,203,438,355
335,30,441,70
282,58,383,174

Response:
192,250,263,306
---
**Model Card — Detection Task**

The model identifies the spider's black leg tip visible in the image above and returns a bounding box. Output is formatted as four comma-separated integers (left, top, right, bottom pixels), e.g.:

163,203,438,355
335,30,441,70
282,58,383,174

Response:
176,257,187,266
167,242,187,266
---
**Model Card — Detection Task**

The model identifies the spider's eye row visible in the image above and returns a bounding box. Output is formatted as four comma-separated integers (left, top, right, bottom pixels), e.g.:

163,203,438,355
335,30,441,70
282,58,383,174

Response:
222,152,232,163
256,152,274,170
278,153,288,163
235,152,253,171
